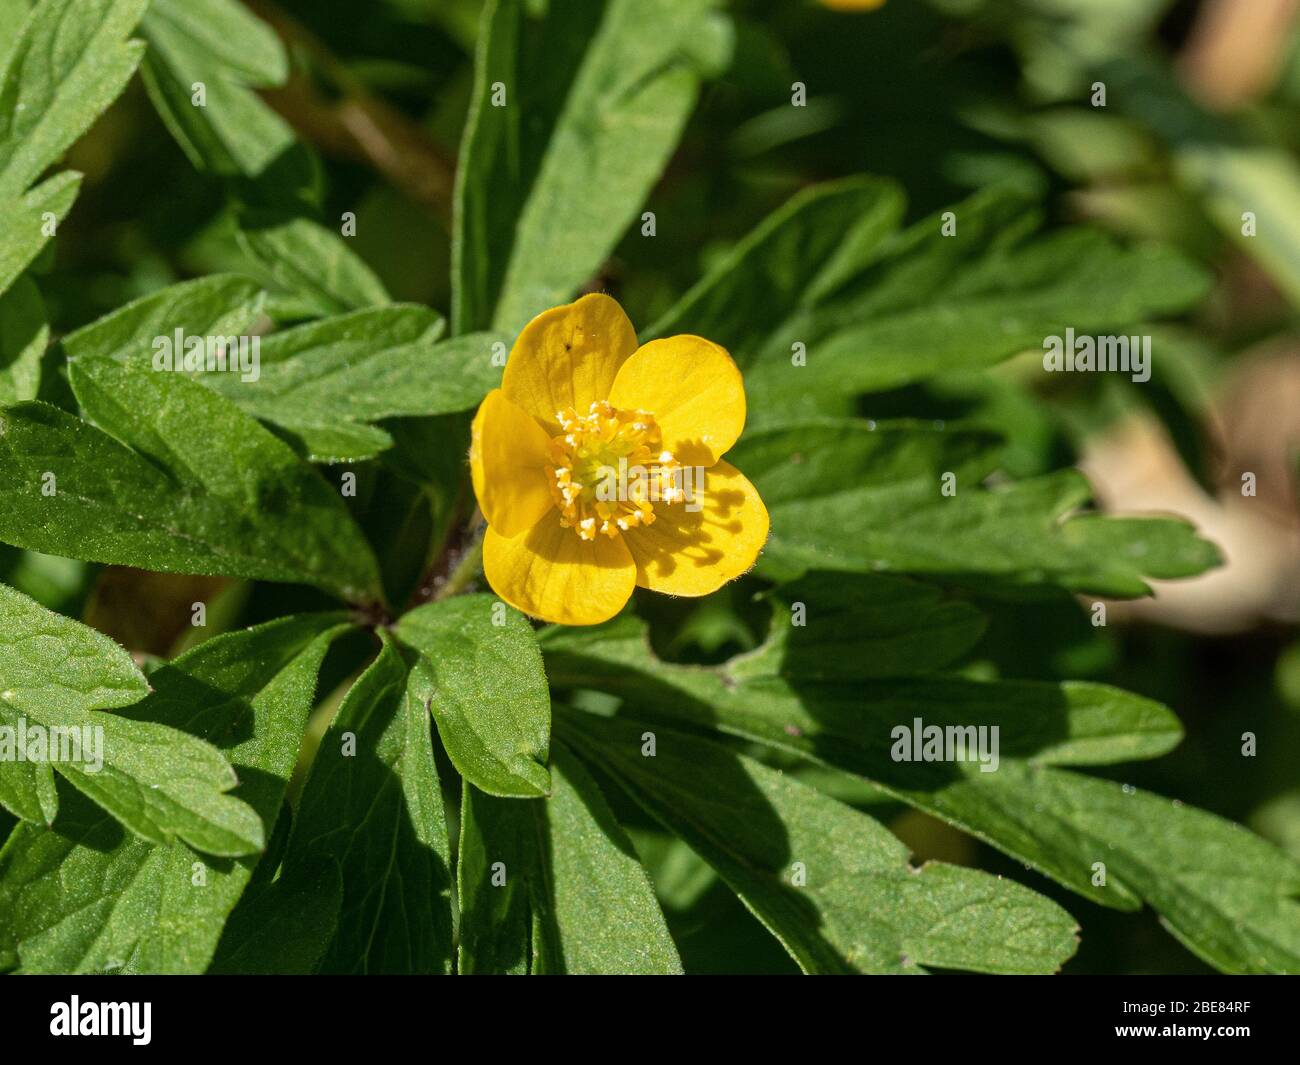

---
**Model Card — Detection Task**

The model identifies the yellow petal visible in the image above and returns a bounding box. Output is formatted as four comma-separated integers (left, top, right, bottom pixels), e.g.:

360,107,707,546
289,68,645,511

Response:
483,509,637,625
470,389,556,538
607,335,745,466
623,460,769,596
501,293,639,435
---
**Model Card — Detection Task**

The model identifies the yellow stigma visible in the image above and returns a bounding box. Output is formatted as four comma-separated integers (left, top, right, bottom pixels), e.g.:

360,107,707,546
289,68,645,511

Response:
548,400,684,540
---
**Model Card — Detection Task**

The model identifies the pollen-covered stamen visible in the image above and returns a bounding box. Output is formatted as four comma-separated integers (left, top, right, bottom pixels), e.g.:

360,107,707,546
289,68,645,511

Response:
548,400,684,540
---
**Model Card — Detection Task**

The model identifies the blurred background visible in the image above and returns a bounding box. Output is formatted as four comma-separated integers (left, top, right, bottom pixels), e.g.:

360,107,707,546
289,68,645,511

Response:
4,0,1298,972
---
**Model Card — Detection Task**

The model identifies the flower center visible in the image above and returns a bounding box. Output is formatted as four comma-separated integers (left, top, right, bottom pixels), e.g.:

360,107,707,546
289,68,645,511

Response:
548,400,684,540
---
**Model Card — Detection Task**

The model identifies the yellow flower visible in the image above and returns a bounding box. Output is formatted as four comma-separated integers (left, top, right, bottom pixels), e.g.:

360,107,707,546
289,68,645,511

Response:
470,293,770,626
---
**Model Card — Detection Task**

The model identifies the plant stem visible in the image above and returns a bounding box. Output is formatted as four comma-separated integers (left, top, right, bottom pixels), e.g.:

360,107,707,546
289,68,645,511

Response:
434,530,484,601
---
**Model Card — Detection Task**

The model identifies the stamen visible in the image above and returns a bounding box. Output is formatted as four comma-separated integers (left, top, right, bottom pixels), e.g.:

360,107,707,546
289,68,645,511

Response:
544,402,685,542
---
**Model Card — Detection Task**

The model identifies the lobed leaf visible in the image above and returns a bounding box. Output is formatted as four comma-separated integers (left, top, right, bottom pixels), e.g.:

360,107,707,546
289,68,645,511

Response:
195,306,508,462
0,275,46,404
543,616,1300,973
647,182,1210,425
395,594,551,798
279,634,453,974
560,711,1079,974
453,0,717,334
0,615,346,973
457,746,681,975
0,0,147,200
730,420,1221,595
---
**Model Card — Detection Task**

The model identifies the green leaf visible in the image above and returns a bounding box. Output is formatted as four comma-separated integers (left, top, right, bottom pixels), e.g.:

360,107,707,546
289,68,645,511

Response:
0,0,147,200
139,0,299,182
644,176,905,349
0,581,270,856
280,634,453,974
539,746,681,973
1104,57,1300,310
236,215,391,317
395,594,551,798
541,612,1186,773
0,615,346,974
733,572,986,682
0,171,79,300
195,306,508,461
61,274,266,365
543,616,1300,973
457,746,681,975
208,853,342,975
0,278,384,601
0,394,383,603
453,0,715,334
0,0,127,297
560,712,1079,974
648,182,1209,423
0,580,144,826
0,274,45,408
455,784,536,974
909,765,1300,975
139,1,371,313
731,419,1221,596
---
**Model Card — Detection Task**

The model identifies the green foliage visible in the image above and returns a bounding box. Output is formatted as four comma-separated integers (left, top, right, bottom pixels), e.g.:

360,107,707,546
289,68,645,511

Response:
560,713,1079,974
201,308,507,462
139,0,293,181
0,616,345,973
0,277,47,404
457,747,682,974
732,421,1221,594
278,634,453,974
0,0,1292,978
647,180,1210,424
454,0,719,334
396,595,551,798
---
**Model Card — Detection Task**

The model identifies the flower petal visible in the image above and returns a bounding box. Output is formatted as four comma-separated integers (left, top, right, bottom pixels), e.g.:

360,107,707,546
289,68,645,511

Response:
502,293,639,435
607,335,745,466
622,460,769,596
484,508,637,625
470,389,556,538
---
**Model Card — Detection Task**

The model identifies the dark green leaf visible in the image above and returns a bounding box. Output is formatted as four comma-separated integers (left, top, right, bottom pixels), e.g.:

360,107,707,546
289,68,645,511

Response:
544,617,1300,973
734,572,986,681
731,420,1221,596
0,615,346,973
0,0,147,200
541,613,1185,773
560,711,1079,974
208,853,342,975
395,594,551,798
0,274,45,404
282,634,453,974
457,746,681,975
195,306,508,461
453,0,716,333
648,183,1209,423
